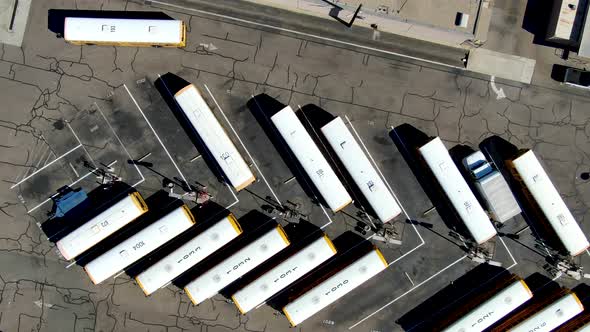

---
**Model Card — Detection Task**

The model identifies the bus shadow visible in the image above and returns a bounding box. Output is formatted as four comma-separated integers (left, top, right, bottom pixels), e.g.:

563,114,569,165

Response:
47,9,174,36
266,231,373,312
154,72,229,189
124,201,231,278
246,94,326,208
479,135,566,254
42,181,135,243
397,263,512,331
73,190,182,267
219,220,323,299
171,210,277,289
299,104,378,221
389,124,471,245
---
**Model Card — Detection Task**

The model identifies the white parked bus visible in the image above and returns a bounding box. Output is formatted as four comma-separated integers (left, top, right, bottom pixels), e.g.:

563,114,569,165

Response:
509,292,584,332
184,225,290,305
510,150,589,256
283,247,387,327
63,17,186,47
418,137,497,244
84,205,195,284
56,191,148,261
443,279,533,332
321,116,401,222
270,106,352,212
232,234,337,314
135,214,243,295
174,84,256,191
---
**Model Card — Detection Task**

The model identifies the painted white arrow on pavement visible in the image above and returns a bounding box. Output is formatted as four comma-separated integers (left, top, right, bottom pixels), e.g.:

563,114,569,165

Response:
490,76,506,100
199,43,218,51
33,300,54,309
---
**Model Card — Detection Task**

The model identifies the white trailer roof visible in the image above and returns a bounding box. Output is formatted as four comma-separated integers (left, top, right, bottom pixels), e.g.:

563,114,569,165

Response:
510,293,584,332
321,117,401,222
56,192,147,260
232,234,337,314
184,226,290,305
418,137,496,244
84,205,195,284
136,214,242,295
512,150,589,256
174,84,255,191
443,279,533,332
64,18,184,44
270,106,352,212
283,248,387,326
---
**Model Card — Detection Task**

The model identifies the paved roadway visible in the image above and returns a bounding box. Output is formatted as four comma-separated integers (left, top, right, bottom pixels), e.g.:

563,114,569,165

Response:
0,0,588,331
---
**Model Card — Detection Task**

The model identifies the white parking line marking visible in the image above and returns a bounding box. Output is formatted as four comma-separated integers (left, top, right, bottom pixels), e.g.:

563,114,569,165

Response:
404,272,415,286
10,144,82,189
66,121,97,168
69,162,79,177
190,154,202,162
348,254,468,330
205,85,282,207
94,102,145,185
137,152,152,162
149,0,464,70
499,236,517,270
123,85,184,185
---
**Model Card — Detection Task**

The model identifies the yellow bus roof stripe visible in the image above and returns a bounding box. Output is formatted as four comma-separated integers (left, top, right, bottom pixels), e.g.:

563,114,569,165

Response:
185,287,198,305
175,84,194,97
519,280,533,297
323,234,337,254
234,176,256,191
227,214,243,235
130,191,149,213
231,295,246,314
276,225,290,245
572,292,585,311
283,307,296,327
374,248,388,268
333,199,353,213
181,205,196,224
135,276,150,296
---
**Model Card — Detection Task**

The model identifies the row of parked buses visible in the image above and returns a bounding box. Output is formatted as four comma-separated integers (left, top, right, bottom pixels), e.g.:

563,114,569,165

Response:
416,135,589,256
52,190,387,326
422,271,590,332
47,11,590,329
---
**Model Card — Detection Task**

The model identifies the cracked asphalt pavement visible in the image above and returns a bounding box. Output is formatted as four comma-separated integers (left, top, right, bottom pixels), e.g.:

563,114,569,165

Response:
0,0,589,331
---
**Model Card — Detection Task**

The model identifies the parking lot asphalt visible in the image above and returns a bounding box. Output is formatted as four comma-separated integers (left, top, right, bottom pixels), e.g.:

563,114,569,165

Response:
0,0,589,331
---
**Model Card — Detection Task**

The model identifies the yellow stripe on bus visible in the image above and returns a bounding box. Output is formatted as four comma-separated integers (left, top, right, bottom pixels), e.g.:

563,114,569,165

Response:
323,234,337,254
276,225,290,245
130,191,149,213
227,214,243,235
519,279,533,297
231,295,246,315
374,248,388,268
185,287,199,305
135,276,150,296
181,205,197,224
283,307,297,327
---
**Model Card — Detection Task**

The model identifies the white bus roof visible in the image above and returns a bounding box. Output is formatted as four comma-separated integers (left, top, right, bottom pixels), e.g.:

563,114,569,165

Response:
512,150,589,256
136,214,242,295
184,225,290,305
174,84,255,191
418,137,497,244
283,248,387,327
64,18,183,44
443,279,533,332
321,117,401,222
270,106,352,212
84,205,195,284
56,192,147,260
510,293,584,332
232,234,337,314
